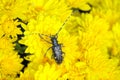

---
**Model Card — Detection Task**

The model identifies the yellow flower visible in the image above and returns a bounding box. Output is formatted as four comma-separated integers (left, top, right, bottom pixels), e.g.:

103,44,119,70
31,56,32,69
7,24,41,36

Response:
90,0,120,29
0,0,30,19
0,15,22,41
75,12,120,79
65,15,84,36
20,14,80,70
59,61,87,80
16,68,35,80
65,0,91,11
86,0,102,7
0,36,14,51
108,66,120,80
0,51,23,78
97,0,120,11
0,37,23,79
110,22,120,57
0,75,16,80
76,14,113,60
26,0,71,21
35,63,64,80
84,48,120,80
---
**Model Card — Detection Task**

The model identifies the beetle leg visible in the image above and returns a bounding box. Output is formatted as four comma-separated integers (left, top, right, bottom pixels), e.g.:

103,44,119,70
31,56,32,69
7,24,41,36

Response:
44,47,52,57
51,53,54,59
39,34,52,44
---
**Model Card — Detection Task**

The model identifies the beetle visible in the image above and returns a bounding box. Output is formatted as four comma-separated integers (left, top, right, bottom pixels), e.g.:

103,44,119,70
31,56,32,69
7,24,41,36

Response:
39,13,72,64
50,35,64,64
39,32,64,64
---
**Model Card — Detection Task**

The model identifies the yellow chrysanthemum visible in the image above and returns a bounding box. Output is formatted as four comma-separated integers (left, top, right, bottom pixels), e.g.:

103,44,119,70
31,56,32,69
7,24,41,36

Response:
77,14,113,55
111,22,120,57
0,75,16,80
97,0,120,11
86,0,102,7
0,36,14,51
0,15,22,41
16,68,35,80
92,9,120,30
65,14,84,36
20,14,80,70
65,0,91,11
0,0,119,79
0,0,30,19
0,51,23,78
35,63,64,80
58,61,87,80
0,37,23,79
26,0,71,21
75,12,120,79
84,48,120,80
91,0,120,29
108,66,120,80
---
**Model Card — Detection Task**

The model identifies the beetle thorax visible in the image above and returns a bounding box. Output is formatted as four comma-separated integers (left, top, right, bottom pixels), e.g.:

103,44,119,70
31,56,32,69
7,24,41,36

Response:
51,36,58,46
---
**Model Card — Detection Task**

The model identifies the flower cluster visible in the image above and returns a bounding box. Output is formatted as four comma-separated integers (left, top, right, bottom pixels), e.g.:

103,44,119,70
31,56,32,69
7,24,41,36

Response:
0,0,120,80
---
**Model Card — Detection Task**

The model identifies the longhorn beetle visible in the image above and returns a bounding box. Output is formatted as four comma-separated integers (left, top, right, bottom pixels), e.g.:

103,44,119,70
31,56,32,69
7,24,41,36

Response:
39,13,72,64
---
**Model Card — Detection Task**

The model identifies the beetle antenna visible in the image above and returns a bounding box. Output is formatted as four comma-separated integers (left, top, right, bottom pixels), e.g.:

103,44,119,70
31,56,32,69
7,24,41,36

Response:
55,12,73,36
